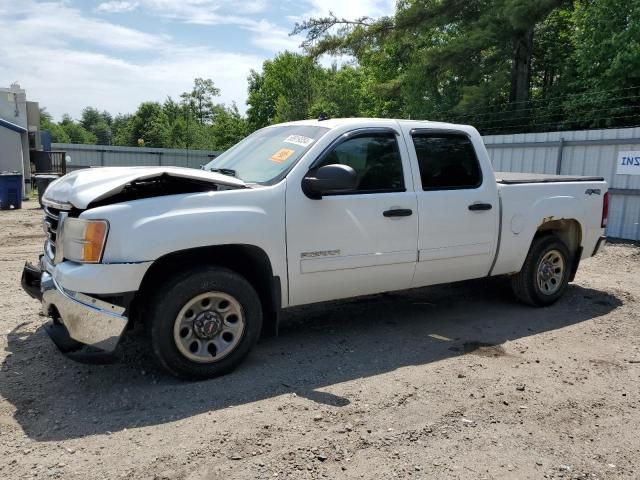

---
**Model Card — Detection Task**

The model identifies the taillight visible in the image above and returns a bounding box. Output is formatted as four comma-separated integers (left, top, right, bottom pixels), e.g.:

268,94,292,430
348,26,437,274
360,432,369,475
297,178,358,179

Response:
601,191,609,228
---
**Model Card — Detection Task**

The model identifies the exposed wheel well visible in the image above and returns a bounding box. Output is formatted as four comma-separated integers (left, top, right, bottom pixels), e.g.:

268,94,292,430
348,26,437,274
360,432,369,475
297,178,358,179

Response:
132,245,280,337
534,218,582,281
534,218,582,254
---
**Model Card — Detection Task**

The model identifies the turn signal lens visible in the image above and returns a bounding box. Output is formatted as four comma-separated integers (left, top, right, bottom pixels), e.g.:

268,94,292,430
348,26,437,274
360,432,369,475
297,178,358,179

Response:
83,221,108,263
62,218,109,263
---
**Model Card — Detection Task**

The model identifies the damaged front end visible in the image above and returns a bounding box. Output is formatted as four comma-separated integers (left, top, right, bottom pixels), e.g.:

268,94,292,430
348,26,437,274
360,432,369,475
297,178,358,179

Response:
41,165,246,210
86,174,240,208
22,256,129,354
24,166,246,356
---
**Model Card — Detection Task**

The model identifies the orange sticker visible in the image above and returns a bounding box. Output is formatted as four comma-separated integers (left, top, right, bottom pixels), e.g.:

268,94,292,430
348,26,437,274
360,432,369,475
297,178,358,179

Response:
271,148,295,163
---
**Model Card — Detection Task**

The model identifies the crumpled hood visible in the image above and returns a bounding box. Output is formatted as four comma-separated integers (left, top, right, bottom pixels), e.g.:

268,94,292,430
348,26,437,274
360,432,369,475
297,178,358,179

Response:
42,166,246,210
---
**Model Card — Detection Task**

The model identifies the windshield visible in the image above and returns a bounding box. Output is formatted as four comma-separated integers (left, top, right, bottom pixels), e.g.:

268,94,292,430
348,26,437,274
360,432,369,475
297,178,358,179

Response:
203,125,330,184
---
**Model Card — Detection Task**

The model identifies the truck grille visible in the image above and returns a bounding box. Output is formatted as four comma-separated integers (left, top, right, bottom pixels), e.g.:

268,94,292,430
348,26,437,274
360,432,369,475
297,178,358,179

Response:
43,206,61,261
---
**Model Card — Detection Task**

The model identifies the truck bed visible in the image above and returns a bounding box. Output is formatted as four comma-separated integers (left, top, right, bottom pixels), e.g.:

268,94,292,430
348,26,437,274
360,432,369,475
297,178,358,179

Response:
495,172,604,184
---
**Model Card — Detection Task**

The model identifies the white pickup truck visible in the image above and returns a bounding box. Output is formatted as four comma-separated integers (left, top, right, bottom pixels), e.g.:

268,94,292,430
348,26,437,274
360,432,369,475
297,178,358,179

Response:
22,118,608,379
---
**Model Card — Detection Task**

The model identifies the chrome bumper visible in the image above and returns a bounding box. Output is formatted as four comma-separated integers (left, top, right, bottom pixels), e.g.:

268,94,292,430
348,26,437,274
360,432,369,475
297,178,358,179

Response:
22,261,128,352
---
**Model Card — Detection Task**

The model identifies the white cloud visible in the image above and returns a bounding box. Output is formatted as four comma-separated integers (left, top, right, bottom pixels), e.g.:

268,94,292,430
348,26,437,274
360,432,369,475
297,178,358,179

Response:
0,41,263,120
0,0,394,121
0,1,262,119
12,1,166,51
303,0,396,19
133,0,301,53
138,0,268,21
96,1,140,14
246,19,304,52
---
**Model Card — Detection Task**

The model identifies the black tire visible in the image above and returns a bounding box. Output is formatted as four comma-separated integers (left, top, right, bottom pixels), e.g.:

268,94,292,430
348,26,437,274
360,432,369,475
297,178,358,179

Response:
511,235,572,307
148,266,262,380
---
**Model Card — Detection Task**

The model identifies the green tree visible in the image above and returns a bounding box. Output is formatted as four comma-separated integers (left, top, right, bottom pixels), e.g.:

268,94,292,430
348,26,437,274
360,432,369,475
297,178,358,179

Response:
91,121,112,145
247,52,321,129
293,0,569,126
563,0,640,128
111,114,134,146
210,103,249,149
316,65,370,118
180,78,221,124
80,107,113,144
59,114,97,144
39,108,71,143
128,102,171,147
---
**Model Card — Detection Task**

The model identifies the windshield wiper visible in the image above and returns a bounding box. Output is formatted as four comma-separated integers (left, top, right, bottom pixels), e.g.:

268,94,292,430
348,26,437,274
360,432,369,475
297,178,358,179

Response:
209,167,237,178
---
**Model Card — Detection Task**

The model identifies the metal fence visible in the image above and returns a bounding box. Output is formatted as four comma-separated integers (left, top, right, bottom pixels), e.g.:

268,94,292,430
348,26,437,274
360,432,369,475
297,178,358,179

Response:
484,127,640,241
55,126,640,241
52,143,222,171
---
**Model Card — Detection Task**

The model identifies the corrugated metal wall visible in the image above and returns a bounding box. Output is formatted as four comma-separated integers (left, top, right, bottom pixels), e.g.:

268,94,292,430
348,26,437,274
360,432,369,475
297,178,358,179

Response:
54,126,640,241
484,127,640,241
52,143,222,170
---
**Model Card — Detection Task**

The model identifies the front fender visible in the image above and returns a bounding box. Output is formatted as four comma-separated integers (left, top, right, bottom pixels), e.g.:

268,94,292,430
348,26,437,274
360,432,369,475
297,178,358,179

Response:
81,186,288,282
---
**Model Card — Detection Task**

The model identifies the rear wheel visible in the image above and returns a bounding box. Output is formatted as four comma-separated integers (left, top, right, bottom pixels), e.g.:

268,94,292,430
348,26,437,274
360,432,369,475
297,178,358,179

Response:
148,267,262,380
511,235,572,307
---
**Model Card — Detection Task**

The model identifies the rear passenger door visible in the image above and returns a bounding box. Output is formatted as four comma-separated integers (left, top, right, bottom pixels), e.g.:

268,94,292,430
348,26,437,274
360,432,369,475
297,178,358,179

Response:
404,128,499,287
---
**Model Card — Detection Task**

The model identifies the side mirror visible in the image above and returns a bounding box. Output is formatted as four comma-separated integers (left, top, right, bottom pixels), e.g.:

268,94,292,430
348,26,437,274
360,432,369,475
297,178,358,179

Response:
302,164,358,199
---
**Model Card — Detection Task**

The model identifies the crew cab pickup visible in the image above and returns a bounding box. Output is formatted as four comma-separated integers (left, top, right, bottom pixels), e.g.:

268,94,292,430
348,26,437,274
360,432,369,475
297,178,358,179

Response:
21,118,608,379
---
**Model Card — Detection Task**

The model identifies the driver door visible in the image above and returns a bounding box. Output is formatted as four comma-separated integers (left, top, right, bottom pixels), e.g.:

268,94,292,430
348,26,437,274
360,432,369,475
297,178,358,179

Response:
285,128,418,306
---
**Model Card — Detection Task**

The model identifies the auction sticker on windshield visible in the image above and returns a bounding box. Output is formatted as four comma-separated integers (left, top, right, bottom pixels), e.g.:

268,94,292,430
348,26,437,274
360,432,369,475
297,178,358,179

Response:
271,148,296,163
284,135,315,148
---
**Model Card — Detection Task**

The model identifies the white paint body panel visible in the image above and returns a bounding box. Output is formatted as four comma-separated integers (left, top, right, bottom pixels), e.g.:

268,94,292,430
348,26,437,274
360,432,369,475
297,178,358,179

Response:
398,123,500,287
492,182,606,275
43,118,606,307
284,119,419,305
49,260,152,295
80,183,289,302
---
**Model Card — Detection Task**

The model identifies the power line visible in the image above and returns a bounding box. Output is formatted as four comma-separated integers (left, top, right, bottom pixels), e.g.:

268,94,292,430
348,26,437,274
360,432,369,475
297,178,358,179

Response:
468,103,640,128
427,85,640,119
441,93,640,123
478,112,640,134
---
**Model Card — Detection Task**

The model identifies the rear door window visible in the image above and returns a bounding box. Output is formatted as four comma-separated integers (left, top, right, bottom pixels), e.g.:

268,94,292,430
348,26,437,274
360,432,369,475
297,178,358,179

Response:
412,133,482,190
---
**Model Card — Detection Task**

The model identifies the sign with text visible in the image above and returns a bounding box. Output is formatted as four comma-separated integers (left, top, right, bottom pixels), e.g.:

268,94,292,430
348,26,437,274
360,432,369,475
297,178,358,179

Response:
617,151,640,175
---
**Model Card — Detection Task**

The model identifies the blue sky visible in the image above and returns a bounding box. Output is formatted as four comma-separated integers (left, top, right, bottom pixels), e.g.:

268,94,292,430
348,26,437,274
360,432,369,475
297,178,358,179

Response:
0,0,395,120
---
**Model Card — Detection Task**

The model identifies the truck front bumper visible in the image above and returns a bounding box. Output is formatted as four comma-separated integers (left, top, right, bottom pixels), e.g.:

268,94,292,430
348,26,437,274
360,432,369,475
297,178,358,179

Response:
21,260,128,353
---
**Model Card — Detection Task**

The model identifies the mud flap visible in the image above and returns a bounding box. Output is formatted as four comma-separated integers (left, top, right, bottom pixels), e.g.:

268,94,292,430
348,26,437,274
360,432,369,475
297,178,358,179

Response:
568,246,583,282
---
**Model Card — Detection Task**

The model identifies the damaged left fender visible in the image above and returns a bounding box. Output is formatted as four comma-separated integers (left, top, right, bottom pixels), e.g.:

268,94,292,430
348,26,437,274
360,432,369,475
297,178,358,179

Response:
80,181,289,302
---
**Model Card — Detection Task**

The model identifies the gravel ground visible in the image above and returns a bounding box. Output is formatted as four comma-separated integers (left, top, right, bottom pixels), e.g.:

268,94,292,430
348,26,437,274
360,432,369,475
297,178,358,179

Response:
1,205,639,480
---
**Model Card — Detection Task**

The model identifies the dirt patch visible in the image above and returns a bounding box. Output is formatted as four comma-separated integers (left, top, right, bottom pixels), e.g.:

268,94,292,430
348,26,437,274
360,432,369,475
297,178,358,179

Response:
462,341,507,357
1,206,639,480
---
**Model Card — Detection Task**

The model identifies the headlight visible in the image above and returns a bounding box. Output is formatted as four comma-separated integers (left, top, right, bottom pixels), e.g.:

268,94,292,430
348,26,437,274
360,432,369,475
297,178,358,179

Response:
62,218,109,263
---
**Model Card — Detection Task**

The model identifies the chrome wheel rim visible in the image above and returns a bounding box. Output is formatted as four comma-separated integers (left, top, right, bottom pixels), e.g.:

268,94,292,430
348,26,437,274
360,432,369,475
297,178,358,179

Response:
536,249,565,295
173,292,245,363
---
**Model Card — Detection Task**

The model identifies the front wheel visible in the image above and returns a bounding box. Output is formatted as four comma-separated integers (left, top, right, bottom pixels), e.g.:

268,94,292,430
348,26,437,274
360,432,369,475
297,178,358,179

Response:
148,267,263,380
511,235,572,307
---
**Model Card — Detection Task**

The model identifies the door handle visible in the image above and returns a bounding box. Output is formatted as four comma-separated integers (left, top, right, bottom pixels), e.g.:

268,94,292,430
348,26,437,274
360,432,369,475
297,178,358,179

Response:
383,208,413,217
468,203,492,211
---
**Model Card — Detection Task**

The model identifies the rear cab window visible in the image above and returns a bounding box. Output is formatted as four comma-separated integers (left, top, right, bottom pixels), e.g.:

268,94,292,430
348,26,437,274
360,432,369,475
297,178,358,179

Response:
411,132,482,190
